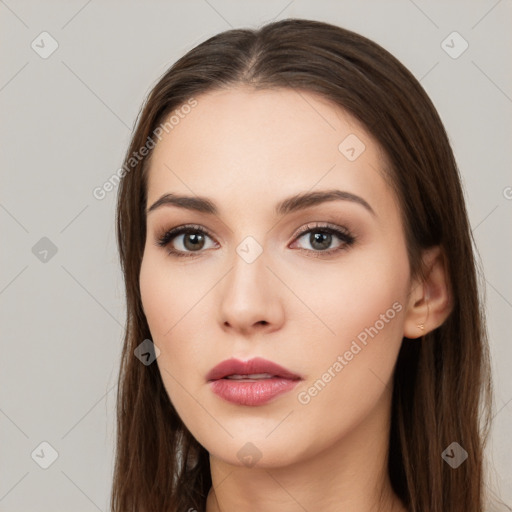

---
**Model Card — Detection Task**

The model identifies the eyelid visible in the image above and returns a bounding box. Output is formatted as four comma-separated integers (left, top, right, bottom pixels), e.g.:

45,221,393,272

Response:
292,221,352,239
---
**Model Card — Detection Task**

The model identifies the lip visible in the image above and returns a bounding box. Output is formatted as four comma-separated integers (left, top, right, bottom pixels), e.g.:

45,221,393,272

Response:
207,357,303,406
206,357,301,381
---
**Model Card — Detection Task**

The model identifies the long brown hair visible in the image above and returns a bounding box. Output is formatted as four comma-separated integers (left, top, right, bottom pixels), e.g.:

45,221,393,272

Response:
112,18,494,512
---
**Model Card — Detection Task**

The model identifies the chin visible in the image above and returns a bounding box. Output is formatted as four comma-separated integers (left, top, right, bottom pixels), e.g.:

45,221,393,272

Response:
204,434,311,470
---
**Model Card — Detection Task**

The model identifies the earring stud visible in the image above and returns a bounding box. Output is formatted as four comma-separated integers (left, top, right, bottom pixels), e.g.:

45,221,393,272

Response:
417,324,424,330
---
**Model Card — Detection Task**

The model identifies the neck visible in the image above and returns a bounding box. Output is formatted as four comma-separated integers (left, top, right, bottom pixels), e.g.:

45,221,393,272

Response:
205,388,407,512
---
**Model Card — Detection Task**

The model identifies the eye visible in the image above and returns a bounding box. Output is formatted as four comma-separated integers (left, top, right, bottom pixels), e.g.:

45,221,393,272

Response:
155,224,217,258
290,222,355,257
155,222,356,258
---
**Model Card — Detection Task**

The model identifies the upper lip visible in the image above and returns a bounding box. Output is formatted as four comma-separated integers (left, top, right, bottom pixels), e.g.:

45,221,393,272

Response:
206,357,302,381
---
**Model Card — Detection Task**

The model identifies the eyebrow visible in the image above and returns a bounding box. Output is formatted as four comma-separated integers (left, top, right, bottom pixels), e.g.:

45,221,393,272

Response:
146,189,376,217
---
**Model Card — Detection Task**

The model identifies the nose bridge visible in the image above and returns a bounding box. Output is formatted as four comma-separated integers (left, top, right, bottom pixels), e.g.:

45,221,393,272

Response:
218,231,283,332
226,234,269,304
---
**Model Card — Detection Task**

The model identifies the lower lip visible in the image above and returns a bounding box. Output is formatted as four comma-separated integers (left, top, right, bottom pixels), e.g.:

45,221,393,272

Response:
209,377,300,406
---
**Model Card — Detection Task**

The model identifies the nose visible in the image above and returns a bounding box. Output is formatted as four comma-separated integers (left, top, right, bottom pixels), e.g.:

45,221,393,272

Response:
217,247,284,336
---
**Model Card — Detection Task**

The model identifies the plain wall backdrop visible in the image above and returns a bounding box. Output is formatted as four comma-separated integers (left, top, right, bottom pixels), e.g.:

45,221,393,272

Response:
1,0,511,510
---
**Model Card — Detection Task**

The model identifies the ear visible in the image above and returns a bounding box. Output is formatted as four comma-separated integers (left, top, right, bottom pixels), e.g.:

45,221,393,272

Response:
403,246,452,339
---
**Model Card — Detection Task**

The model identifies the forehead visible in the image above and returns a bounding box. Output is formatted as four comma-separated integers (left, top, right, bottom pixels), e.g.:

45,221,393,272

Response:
146,86,395,219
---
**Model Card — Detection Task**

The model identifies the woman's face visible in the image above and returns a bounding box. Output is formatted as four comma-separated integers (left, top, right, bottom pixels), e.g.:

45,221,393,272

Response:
140,86,413,468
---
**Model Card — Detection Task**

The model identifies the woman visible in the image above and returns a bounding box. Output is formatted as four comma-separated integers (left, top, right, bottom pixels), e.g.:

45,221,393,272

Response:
111,18,497,512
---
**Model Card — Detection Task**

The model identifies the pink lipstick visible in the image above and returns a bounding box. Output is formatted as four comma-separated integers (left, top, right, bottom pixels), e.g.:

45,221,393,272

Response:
207,357,302,406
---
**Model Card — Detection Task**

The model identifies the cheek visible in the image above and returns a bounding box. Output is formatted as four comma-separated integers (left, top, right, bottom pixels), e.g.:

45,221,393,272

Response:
139,251,211,392
289,242,409,348
139,250,201,338
139,255,172,337
290,243,409,425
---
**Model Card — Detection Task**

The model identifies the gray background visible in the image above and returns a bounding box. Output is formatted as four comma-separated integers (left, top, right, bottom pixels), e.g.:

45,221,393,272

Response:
1,0,511,510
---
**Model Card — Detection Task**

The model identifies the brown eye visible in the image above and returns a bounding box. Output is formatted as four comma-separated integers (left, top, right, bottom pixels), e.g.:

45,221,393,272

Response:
156,225,217,257
181,232,206,251
291,223,355,257
308,231,334,251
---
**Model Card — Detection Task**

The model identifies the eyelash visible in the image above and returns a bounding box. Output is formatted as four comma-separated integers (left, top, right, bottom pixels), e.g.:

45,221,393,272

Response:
155,222,356,259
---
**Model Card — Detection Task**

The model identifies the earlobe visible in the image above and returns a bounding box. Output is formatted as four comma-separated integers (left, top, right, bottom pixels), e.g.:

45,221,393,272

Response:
403,246,452,339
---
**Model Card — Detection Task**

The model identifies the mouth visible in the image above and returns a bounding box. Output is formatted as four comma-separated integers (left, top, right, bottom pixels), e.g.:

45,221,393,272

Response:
206,357,302,382
207,357,303,406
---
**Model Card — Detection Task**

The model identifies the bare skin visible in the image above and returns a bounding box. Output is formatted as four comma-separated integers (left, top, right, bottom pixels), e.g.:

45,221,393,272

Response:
139,86,451,512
